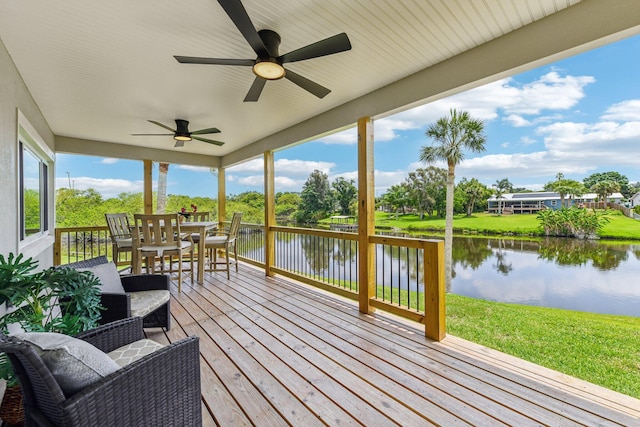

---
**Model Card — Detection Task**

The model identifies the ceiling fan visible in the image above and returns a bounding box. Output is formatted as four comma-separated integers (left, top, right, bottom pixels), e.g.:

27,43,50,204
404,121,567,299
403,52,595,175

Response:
174,0,352,102
132,119,224,147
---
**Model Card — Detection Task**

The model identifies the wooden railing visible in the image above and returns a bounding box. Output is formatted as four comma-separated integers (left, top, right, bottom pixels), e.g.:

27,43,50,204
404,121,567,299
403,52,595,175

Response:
55,223,445,340
238,224,444,340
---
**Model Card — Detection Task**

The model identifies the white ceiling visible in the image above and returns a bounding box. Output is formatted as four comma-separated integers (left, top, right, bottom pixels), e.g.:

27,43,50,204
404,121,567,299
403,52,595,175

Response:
1,0,638,167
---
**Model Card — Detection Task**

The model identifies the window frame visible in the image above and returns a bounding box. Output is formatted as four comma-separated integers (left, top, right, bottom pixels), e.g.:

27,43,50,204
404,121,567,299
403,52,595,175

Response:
17,110,54,249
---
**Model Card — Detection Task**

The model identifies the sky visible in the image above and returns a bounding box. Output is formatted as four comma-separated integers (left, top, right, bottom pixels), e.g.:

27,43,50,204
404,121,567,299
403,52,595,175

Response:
56,34,640,199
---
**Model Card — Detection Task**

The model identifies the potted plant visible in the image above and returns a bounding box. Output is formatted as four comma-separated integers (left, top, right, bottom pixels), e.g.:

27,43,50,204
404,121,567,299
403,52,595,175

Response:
0,253,103,424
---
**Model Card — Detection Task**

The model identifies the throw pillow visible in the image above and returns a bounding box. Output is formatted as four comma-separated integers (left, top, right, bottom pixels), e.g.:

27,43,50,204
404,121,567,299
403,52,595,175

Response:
82,262,126,294
16,332,120,396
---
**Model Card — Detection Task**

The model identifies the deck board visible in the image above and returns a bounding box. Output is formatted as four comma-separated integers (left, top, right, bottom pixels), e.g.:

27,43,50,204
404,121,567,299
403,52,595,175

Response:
153,264,639,426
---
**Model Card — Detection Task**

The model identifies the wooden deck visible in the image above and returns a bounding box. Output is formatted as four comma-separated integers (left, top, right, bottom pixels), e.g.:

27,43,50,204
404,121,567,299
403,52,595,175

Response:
144,264,640,426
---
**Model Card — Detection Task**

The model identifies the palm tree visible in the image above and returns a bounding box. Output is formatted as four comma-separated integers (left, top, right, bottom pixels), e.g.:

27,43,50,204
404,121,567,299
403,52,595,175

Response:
156,162,169,213
420,109,486,290
590,180,620,209
493,184,505,215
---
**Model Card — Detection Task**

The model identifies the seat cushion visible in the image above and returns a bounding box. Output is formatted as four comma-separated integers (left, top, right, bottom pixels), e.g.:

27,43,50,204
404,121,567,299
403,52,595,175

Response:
107,339,165,367
129,290,170,318
81,261,126,294
15,332,120,396
205,235,228,246
114,237,133,248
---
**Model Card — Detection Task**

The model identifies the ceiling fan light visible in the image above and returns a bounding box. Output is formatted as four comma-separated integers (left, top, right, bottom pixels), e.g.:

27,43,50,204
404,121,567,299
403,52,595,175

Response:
174,134,191,141
253,60,285,80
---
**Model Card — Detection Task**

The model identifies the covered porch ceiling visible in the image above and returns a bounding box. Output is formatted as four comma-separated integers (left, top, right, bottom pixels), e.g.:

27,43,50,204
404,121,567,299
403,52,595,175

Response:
1,0,639,168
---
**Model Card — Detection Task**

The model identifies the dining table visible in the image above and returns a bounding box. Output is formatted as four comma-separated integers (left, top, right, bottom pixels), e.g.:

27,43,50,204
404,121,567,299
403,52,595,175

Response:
179,221,218,283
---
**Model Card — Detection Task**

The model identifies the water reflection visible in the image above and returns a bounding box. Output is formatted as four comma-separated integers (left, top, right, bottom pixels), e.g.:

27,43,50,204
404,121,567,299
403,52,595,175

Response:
440,235,639,317
246,231,640,317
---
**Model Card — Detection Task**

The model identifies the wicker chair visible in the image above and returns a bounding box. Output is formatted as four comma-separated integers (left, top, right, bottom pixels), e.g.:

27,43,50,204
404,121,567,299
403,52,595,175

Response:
65,256,171,330
0,317,201,426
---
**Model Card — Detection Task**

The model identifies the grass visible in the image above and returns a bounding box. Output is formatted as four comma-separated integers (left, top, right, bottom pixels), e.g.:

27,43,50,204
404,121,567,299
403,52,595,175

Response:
447,294,640,399
375,209,640,240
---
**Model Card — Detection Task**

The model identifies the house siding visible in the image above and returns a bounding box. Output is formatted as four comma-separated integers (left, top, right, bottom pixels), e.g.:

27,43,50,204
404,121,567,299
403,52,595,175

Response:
0,37,55,265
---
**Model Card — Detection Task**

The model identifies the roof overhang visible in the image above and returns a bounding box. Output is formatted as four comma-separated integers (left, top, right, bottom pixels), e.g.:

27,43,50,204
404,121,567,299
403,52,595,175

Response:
1,0,639,167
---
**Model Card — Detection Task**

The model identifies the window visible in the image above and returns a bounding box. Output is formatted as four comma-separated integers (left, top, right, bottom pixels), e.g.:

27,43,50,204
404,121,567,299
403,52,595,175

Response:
550,200,557,206
18,111,53,243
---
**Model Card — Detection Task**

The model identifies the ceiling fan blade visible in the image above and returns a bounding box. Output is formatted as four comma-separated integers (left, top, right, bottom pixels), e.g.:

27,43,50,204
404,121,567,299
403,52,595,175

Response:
194,136,225,146
191,127,221,135
218,0,269,58
279,33,352,63
244,77,267,102
174,140,185,148
148,120,176,132
131,133,173,136
284,69,331,98
174,56,254,66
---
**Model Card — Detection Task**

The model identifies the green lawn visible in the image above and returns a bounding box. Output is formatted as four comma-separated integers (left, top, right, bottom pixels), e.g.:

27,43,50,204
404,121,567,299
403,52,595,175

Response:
375,209,640,240
447,294,640,399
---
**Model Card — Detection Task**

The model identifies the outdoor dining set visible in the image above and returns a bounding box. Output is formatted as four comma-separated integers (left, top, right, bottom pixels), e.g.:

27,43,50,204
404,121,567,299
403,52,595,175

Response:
105,211,243,290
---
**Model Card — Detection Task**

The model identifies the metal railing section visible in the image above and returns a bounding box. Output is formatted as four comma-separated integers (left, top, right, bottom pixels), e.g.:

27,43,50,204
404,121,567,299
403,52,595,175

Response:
54,226,112,265
270,226,359,294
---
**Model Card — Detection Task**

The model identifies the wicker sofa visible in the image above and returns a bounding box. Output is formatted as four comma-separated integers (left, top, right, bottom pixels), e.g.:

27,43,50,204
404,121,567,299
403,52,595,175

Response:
0,317,201,426
64,256,171,330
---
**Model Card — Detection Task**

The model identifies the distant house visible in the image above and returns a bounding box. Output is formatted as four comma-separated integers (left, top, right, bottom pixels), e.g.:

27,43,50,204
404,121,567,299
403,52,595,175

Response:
487,192,623,214
630,192,640,208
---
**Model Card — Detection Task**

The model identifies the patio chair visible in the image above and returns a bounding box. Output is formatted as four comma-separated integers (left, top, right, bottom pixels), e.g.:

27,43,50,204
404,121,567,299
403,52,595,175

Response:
133,213,194,292
65,256,171,330
205,212,242,279
105,213,133,271
185,211,211,243
0,317,201,426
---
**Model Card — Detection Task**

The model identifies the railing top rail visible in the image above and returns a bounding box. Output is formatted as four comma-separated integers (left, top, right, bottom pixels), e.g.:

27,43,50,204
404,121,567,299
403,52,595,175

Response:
369,234,443,249
55,226,109,232
271,225,358,241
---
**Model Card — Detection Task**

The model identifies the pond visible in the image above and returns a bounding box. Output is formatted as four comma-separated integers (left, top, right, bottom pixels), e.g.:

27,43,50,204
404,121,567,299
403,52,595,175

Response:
422,234,640,317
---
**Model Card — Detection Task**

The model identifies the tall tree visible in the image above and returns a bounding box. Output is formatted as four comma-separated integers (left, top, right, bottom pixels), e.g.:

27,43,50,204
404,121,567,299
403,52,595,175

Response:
492,178,511,215
495,178,513,194
590,180,620,209
382,183,410,218
420,109,486,290
297,170,333,222
584,171,630,198
156,162,169,213
331,177,357,215
544,173,585,207
456,178,490,216
405,167,446,219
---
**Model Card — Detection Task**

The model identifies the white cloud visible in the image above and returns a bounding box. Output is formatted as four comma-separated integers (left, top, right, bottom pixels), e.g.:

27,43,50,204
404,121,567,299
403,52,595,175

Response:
56,177,144,198
100,158,119,164
225,158,336,192
358,71,596,145
601,100,640,121
520,136,536,145
234,175,264,187
317,128,357,144
227,158,335,177
502,71,595,115
176,165,212,173
275,176,305,190
503,114,531,127
227,158,263,173
275,159,335,176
